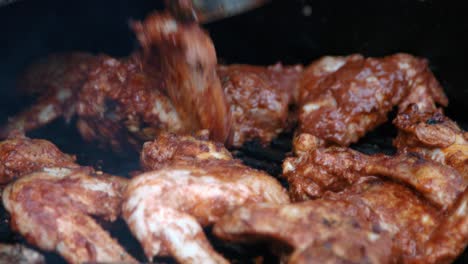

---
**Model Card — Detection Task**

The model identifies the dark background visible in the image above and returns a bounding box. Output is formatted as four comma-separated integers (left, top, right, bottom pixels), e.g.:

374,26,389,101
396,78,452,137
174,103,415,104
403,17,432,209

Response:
0,0,467,263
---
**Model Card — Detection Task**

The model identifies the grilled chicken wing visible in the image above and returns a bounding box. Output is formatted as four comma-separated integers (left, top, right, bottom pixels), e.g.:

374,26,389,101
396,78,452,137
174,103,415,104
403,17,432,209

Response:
123,133,289,263
3,168,136,264
394,104,468,179
213,183,398,264
0,243,45,264
298,53,448,146
279,132,467,263
133,12,231,143
76,53,185,151
215,177,467,263
2,52,186,152
283,134,465,207
0,132,78,184
0,135,136,264
218,64,302,147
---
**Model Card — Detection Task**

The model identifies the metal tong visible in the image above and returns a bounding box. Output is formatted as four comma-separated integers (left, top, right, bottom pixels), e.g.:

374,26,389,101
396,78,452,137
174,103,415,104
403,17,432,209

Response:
166,0,270,23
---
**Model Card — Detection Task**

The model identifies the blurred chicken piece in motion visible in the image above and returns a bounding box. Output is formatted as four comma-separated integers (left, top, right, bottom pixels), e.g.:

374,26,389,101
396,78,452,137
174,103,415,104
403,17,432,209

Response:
0,135,136,264
133,11,231,143
123,133,289,263
394,104,468,179
283,133,465,207
218,64,302,147
298,53,448,146
0,243,45,264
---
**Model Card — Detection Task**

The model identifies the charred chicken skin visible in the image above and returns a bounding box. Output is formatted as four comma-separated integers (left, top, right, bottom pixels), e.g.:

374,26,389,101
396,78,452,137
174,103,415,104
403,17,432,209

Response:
0,135,136,264
298,53,448,146
123,132,289,263
394,104,468,179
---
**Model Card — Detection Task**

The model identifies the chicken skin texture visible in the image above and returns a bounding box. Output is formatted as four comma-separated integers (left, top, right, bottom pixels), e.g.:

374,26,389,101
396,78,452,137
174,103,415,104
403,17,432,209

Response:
0,243,45,264
283,134,465,208
408,188,468,264
3,168,136,264
0,132,78,184
0,52,184,152
123,133,289,263
218,64,302,147
0,135,136,264
394,104,468,180
75,53,184,151
133,12,231,143
332,181,468,264
298,53,448,146
281,133,468,263
214,182,398,264
215,178,468,263
140,131,232,171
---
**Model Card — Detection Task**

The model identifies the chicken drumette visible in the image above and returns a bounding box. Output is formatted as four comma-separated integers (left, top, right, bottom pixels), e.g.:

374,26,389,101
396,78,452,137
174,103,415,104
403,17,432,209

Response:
123,132,289,263
0,135,136,264
298,53,448,146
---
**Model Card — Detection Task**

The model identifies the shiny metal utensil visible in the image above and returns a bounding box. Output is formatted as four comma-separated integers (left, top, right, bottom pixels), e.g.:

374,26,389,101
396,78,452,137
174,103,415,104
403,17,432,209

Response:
167,0,270,23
